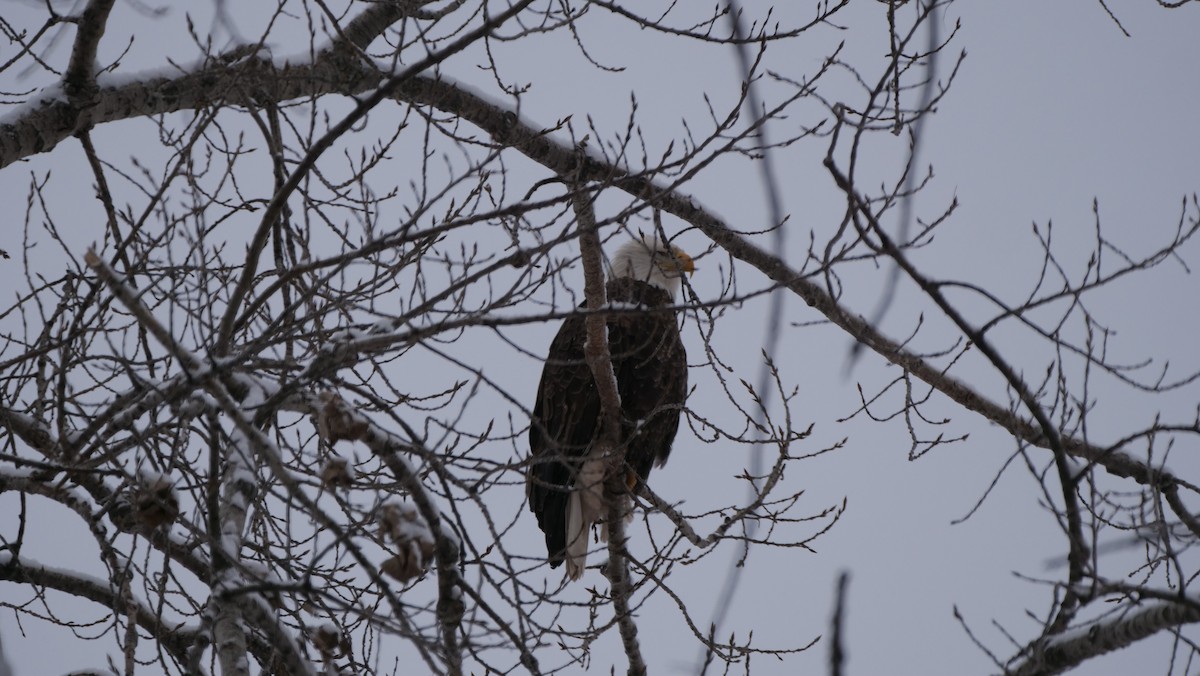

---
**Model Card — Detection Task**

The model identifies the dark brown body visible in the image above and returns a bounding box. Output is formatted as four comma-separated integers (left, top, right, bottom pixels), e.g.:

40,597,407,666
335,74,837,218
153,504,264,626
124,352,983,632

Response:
526,278,688,569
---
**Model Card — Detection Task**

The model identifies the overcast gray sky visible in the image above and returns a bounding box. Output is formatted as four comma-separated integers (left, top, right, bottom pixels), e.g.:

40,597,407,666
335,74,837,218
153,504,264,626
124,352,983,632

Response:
2,1,1199,675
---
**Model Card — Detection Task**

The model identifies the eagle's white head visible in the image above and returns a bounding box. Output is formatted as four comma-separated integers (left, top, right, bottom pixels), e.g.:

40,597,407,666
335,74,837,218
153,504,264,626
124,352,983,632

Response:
611,236,695,298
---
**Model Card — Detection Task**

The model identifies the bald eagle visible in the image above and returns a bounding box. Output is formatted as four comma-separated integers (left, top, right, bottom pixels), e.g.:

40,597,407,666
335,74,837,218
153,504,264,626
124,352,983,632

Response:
527,237,692,580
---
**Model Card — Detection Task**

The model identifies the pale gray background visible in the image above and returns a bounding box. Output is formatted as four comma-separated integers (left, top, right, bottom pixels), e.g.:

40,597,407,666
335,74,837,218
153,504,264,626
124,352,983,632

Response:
1,1,1198,674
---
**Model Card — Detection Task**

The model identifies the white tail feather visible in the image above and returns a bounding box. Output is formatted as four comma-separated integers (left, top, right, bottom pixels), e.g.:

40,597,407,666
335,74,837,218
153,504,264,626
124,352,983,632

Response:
565,491,587,580
564,453,607,581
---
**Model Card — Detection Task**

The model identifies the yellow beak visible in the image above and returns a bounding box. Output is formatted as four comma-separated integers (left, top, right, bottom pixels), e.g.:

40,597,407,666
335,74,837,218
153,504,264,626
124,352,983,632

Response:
671,248,696,277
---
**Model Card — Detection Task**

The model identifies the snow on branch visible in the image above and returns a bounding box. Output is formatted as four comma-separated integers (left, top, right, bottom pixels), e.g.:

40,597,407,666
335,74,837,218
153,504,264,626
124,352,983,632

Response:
0,553,198,662
1010,599,1200,675
313,391,465,674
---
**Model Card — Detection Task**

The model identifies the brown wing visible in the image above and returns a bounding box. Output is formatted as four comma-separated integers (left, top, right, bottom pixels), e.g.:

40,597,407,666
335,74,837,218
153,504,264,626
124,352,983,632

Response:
527,309,597,568
526,279,687,567
606,279,688,484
